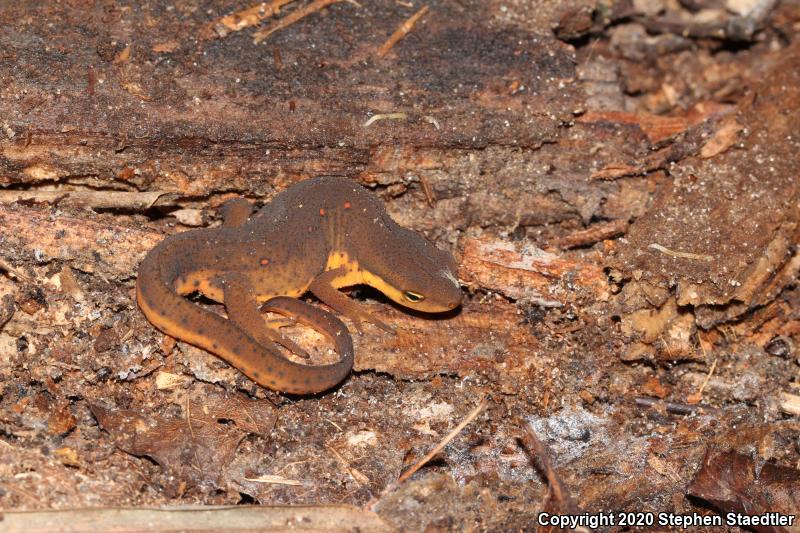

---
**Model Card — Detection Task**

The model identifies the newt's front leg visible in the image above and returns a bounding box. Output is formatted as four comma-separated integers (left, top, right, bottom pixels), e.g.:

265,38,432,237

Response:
309,266,395,334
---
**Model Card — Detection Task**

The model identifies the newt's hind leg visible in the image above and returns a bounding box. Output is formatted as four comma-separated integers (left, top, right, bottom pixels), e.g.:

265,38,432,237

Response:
220,198,253,227
309,266,394,334
223,274,312,359
262,296,353,363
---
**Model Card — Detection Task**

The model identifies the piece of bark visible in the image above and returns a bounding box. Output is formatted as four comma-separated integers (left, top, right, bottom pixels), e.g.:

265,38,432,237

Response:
577,110,696,144
688,449,800,533
0,204,161,277
459,237,609,306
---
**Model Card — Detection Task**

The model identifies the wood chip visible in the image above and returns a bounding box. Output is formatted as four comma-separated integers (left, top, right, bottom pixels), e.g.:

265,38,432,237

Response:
779,392,800,416
155,371,186,390
700,119,743,158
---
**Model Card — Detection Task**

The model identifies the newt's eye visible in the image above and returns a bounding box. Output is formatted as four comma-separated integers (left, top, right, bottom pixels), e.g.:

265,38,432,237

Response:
403,291,425,303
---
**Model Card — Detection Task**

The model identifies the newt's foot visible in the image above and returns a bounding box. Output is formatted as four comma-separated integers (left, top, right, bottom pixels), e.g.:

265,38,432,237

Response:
348,309,395,335
263,316,297,329
307,267,396,334
368,314,395,335
259,317,311,359
272,331,312,360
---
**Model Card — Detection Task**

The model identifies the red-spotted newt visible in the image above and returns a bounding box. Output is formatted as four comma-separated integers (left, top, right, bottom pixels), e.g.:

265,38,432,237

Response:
136,176,462,394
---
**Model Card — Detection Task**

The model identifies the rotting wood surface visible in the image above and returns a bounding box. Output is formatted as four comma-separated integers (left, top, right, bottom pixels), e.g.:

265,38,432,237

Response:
1,1,799,531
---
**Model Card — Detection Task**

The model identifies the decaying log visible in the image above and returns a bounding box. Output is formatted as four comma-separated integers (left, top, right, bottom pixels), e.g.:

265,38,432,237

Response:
1,0,799,528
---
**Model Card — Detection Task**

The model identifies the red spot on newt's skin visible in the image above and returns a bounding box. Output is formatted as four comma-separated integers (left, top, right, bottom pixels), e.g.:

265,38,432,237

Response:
343,201,352,209
319,208,326,216
260,258,270,266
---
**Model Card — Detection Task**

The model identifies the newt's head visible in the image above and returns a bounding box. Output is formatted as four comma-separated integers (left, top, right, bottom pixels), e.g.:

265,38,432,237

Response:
357,223,463,314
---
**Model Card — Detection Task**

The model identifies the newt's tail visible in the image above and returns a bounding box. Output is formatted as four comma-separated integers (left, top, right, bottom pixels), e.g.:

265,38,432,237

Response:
135,236,354,394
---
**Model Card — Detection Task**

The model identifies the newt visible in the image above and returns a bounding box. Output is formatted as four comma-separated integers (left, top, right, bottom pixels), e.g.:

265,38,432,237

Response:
136,176,462,394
